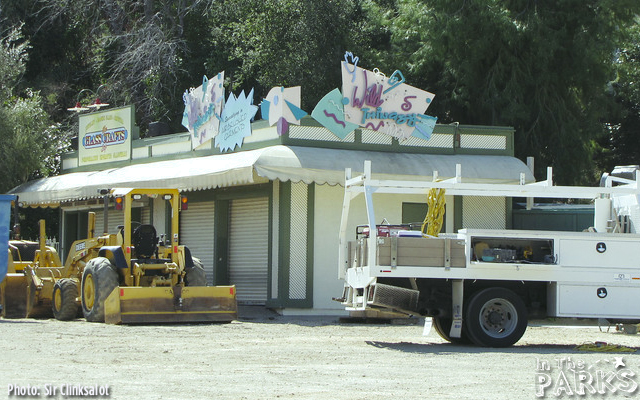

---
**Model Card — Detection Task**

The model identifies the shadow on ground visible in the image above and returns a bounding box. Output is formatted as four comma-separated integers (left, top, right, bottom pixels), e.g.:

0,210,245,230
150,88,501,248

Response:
364,340,639,355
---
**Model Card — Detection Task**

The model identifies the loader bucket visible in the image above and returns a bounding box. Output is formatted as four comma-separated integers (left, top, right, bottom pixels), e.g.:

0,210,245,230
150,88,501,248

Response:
0,274,28,318
104,285,238,324
0,273,53,318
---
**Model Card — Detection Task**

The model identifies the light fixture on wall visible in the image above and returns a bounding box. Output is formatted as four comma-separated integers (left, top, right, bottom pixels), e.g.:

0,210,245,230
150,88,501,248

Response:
67,101,89,112
67,84,110,113
87,97,109,110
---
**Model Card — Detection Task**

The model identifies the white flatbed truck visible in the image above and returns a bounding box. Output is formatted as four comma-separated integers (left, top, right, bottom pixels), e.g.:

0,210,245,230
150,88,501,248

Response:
337,161,640,347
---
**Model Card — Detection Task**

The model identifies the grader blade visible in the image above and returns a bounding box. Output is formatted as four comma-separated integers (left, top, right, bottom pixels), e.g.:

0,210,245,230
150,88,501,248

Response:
104,285,237,324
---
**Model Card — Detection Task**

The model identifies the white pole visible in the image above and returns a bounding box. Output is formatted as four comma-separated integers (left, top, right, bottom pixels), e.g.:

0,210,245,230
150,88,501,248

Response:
594,197,612,232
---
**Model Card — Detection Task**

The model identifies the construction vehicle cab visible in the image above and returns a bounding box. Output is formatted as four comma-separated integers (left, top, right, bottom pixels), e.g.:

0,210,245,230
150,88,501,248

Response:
81,188,237,324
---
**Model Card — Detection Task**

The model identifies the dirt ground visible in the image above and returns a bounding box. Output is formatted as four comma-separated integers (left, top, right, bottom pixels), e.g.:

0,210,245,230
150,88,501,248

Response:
1,308,640,400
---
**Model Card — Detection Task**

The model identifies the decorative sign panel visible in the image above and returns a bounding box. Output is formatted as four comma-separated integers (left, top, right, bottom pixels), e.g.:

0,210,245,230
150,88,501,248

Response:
340,52,437,141
182,72,225,149
78,106,133,166
260,86,307,135
216,89,259,152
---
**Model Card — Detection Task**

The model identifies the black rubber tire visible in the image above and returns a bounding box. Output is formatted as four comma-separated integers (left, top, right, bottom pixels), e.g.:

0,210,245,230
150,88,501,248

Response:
81,257,118,322
464,287,528,347
52,279,79,321
185,257,207,286
432,317,471,344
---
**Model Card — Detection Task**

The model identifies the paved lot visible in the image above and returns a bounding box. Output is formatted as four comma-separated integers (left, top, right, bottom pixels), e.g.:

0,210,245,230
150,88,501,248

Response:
1,309,640,399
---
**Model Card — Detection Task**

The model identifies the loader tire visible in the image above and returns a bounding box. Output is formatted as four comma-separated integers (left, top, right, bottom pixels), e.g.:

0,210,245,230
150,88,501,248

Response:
81,257,118,322
185,258,207,286
52,279,79,321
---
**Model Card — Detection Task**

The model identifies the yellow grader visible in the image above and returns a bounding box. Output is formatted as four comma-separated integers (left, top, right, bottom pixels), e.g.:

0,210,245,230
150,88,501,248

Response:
0,188,237,324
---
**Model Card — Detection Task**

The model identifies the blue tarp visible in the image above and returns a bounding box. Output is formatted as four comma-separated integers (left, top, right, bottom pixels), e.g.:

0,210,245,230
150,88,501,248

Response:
0,194,15,282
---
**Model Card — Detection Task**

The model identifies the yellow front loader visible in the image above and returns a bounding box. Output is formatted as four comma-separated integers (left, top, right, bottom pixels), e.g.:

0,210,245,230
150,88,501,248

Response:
1,213,118,319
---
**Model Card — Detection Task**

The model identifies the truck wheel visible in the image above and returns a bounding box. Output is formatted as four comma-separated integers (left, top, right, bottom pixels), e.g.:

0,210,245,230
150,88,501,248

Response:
52,279,79,321
433,317,471,344
464,287,527,347
185,257,207,286
81,257,118,322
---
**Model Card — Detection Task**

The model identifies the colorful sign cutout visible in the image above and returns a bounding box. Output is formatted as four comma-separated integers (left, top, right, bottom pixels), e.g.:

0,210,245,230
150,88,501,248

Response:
177,53,437,151
78,106,133,166
260,86,307,135
182,72,225,149
215,89,259,152
340,52,437,141
311,88,359,139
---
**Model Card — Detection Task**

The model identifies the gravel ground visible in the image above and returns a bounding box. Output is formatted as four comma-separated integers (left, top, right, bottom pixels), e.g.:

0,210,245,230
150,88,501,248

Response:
1,308,640,400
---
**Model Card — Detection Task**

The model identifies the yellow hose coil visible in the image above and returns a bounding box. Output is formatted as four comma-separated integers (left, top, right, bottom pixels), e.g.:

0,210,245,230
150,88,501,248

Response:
421,187,446,237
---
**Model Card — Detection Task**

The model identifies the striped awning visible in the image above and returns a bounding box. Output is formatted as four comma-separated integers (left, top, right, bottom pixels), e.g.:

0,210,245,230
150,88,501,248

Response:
8,145,534,206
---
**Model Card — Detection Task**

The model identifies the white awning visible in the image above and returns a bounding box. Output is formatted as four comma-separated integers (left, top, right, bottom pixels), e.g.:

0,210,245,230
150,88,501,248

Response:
8,145,533,205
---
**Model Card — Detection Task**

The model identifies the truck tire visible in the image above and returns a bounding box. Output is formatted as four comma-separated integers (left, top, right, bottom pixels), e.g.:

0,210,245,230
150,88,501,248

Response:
463,287,527,347
433,317,471,344
52,278,79,321
81,257,118,322
185,257,207,286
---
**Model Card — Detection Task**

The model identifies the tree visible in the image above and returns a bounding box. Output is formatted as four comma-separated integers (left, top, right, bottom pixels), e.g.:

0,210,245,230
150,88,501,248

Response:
34,0,217,134
206,0,389,110
594,24,640,173
0,26,62,194
390,0,640,184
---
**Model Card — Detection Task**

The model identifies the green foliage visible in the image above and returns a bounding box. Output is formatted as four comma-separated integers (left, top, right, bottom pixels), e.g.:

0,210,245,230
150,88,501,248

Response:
391,0,640,184
0,25,28,99
0,27,62,193
0,0,638,188
594,23,640,174
207,0,386,110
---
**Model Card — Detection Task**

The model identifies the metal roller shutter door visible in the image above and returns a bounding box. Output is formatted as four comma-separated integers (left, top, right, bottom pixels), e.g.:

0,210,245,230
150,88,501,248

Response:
229,197,269,304
93,208,124,235
179,201,215,285
93,204,149,236
140,207,151,225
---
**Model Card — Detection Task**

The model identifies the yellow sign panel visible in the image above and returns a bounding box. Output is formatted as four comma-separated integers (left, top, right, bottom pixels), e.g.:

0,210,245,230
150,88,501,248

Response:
78,106,133,166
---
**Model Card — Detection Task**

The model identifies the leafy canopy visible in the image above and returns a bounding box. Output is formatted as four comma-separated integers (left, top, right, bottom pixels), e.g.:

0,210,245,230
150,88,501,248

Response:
0,27,61,193
390,0,640,184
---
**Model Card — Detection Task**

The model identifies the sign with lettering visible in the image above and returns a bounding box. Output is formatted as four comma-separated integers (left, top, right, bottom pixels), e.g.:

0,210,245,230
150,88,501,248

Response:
341,52,436,141
215,89,259,152
313,52,437,141
182,72,225,150
78,106,133,166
